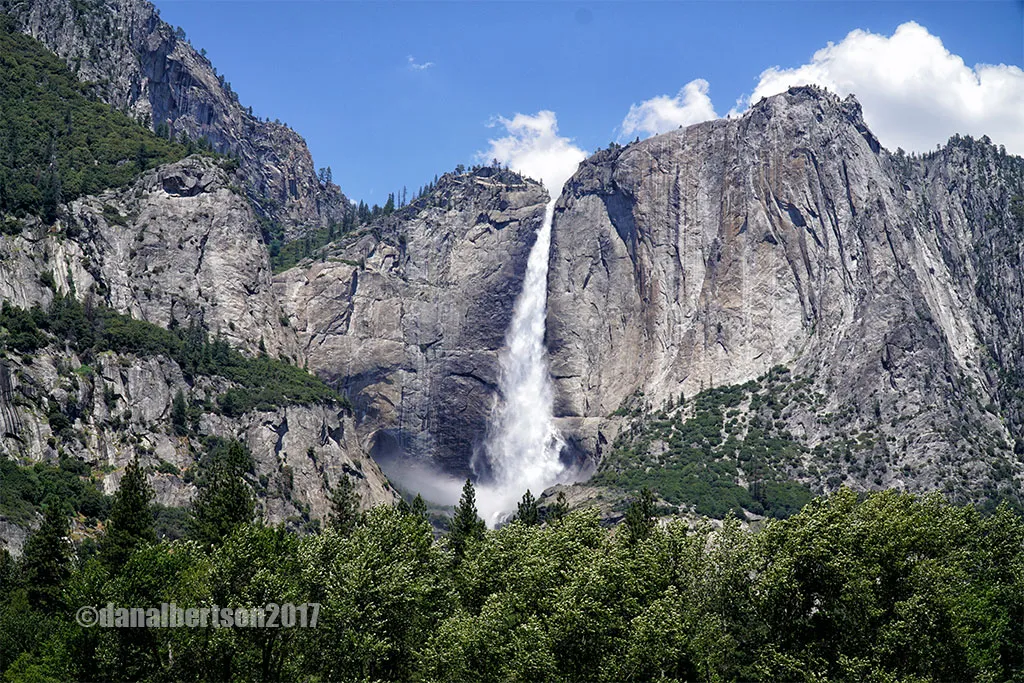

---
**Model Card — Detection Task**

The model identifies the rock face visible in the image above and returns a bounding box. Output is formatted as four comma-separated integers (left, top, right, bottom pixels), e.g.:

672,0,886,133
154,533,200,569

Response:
0,0,347,237
0,156,296,359
0,518,28,557
0,156,397,540
0,347,396,534
548,87,1024,502
276,169,548,475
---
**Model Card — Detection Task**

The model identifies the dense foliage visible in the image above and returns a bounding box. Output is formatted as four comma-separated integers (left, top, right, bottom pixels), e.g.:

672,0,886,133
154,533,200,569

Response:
0,295,341,416
0,483,1021,682
0,456,108,526
595,369,815,519
265,215,357,274
0,15,188,221
597,362,1024,519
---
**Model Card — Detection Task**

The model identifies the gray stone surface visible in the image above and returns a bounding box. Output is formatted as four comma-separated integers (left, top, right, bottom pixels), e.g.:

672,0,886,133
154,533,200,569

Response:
0,159,396,549
0,518,28,557
0,156,297,358
0,348,397,529
548,86,1023,500
276,169,548,475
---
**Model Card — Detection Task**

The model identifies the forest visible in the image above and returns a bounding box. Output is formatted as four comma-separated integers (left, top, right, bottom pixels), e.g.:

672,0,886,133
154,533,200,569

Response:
0,456,1021,682
0,14,189,222
0,294,342,422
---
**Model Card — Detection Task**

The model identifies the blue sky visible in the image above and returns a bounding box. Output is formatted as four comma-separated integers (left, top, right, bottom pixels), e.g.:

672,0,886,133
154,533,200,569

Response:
153,1,1023,204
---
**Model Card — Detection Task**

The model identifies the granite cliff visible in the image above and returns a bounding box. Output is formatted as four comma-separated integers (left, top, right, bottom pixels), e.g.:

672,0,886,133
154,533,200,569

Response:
0,155,396,545
547,87,1024,509
276,167,550,479
2,0,1023,528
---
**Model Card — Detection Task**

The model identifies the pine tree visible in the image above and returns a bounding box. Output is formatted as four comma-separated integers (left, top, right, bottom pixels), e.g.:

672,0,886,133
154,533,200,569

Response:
171,389,188,436
21,498,72,611
410,494,428,519
516,489,539,526
328,471,360,534
188,440,255,547
449,478,485,558
624,487,656,544
546,491,569,523
39,166,61,225
100,455,156,570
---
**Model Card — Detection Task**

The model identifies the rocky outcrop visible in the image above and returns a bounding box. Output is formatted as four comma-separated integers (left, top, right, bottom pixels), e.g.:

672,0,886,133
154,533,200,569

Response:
548,87,1024,503
0,518,28,557
0,361,20,438
0,156,297,358
0,155,396,539
0,0,347,237
0,346,397,527
276,169,548,475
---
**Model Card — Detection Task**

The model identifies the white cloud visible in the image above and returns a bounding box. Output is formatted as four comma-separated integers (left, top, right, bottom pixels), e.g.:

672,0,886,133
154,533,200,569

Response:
407,55,434,71
481,110,587,193
733,22,1024,154
620,79,718,139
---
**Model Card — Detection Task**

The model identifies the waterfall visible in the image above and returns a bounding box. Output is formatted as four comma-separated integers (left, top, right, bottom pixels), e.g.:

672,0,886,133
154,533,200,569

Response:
476,195,567,525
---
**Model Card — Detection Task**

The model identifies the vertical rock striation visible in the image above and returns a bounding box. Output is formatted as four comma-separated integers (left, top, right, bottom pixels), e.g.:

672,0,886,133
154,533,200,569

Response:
277,169,548,476
548,87,1024,502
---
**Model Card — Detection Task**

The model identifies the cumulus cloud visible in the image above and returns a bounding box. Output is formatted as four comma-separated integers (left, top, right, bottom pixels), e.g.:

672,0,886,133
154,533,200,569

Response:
480,110,587,193
733,21,1024,154
407,55,434,71
620,78,718,139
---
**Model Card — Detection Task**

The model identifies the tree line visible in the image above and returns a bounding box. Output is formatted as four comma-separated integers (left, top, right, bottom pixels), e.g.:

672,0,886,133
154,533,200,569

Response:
0,452,1021,682
0,294,343,425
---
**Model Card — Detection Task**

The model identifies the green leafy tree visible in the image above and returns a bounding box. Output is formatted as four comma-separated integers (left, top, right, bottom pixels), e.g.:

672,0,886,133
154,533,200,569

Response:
449,478,485,559
298,505,444,682
100,455,156,571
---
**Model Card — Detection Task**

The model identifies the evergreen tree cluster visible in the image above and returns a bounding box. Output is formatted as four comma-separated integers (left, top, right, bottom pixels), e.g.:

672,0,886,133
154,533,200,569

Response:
268,163,527,274
0,295,343,419
0,16,189,221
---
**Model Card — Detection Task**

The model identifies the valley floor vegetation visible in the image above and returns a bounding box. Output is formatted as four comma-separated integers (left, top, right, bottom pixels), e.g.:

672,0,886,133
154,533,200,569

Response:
0,452,1021,682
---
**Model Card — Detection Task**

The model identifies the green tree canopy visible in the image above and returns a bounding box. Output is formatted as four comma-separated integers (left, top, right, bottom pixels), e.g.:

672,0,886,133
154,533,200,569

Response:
99,455,155,571
187,440,256,547
0,15,187,219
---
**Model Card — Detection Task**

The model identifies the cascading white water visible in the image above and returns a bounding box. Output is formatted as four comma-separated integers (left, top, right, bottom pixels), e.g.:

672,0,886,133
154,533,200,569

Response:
476,196,568,525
